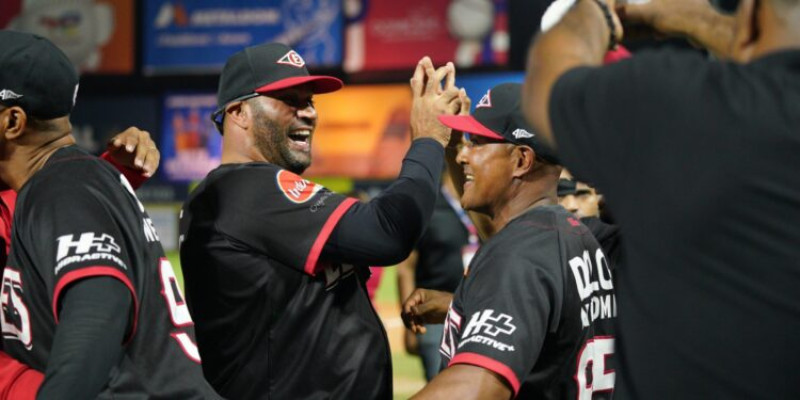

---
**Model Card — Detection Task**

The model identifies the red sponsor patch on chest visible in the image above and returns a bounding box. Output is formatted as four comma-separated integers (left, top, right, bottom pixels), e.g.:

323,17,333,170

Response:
276,170,322,204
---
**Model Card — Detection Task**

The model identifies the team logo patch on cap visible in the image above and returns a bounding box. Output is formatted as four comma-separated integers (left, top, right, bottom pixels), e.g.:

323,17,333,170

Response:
277,50,306,68
475,90,492,109
277,170,322,204
0,89,22,101
512,129,534,139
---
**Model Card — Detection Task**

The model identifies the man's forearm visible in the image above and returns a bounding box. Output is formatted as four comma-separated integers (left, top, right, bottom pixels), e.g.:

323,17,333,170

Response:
412,364,511,400
323,139,443,266
524,0,613,148
621,0,735,58
38,277,130,399
683,7,736,58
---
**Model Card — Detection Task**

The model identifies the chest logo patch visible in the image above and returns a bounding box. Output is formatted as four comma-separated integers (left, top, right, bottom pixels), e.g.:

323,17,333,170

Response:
276,170,323,204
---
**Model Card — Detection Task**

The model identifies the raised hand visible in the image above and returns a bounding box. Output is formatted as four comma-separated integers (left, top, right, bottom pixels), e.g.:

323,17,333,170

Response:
409,57,462,147
106,127,160,177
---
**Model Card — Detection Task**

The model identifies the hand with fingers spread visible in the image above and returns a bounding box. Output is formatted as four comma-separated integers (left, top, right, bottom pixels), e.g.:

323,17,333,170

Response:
401,288,453,334
106,127,161,178
409,57,463,148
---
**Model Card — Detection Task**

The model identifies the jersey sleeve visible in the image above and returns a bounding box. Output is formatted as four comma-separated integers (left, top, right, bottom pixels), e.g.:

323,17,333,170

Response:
213,166,357,276
448,235,563,395
0,351,43,400
548,49,712,190
17,177,138,328
99,152,148,190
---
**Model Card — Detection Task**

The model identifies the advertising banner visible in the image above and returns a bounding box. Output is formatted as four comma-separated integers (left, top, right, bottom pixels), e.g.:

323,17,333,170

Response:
344,0,508,72
160,93,222,182
306,84,411,179
143,0,343,74
1,0,134,74
70,95,161,155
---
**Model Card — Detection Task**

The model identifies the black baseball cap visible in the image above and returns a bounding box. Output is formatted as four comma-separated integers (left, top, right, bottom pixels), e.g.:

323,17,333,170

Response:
438,83,559,164
558,178,578,196
212,42,343,130
0,30,79,119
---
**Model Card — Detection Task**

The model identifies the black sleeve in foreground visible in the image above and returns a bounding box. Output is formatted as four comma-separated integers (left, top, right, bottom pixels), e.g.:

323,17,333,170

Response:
549,49,710,191
37,277,131,400
322,138,444,266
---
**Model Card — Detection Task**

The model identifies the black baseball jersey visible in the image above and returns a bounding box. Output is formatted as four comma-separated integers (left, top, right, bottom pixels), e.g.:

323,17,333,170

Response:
440,205,616,399
179,162,391,400
0,146,219,399
550,49,800,398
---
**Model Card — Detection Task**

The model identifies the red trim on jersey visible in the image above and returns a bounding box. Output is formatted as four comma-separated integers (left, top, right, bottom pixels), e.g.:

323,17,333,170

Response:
0,190,16,258
0,351,43,400
100,152,148,189
52,267,140,344
449,352,521,395
304,197,358,276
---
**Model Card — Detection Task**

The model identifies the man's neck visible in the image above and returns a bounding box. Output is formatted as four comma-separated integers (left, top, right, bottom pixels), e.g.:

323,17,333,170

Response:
489,182,558,233
1,134,75,191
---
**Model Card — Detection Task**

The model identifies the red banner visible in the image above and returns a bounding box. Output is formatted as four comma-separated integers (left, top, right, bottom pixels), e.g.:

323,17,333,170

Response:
344,0,508,72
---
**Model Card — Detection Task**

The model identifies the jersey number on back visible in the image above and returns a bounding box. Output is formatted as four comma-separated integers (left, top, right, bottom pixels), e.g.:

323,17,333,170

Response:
575,336,615,399
159,258,201,363
1,268,32,350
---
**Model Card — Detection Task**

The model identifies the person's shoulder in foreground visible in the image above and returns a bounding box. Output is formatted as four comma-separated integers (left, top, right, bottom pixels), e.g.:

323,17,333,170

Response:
523,0,800,397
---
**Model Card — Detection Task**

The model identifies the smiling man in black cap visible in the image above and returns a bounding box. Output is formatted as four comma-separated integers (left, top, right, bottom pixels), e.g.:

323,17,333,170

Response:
402,83,616,399
179,43,464,399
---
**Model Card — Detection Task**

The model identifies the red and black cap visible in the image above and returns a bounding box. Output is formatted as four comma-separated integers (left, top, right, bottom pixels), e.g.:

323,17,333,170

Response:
0,30,79,119
438,82,559,164
212,42,343,130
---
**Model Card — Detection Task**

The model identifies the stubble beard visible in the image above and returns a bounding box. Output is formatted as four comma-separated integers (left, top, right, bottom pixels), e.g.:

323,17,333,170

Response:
252,108,312,175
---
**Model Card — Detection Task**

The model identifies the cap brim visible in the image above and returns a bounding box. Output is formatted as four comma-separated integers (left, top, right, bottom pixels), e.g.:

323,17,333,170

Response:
437,115,505,141
255,75,343,94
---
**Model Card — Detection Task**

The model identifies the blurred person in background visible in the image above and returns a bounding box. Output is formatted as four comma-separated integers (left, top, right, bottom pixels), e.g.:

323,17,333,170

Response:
179,42,465,399
558,169,600,219
396,172,479,382
558,169,622,271
525,0,800,397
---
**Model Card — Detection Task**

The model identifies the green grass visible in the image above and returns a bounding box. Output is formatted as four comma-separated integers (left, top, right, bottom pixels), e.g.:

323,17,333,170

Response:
166,251,426,398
